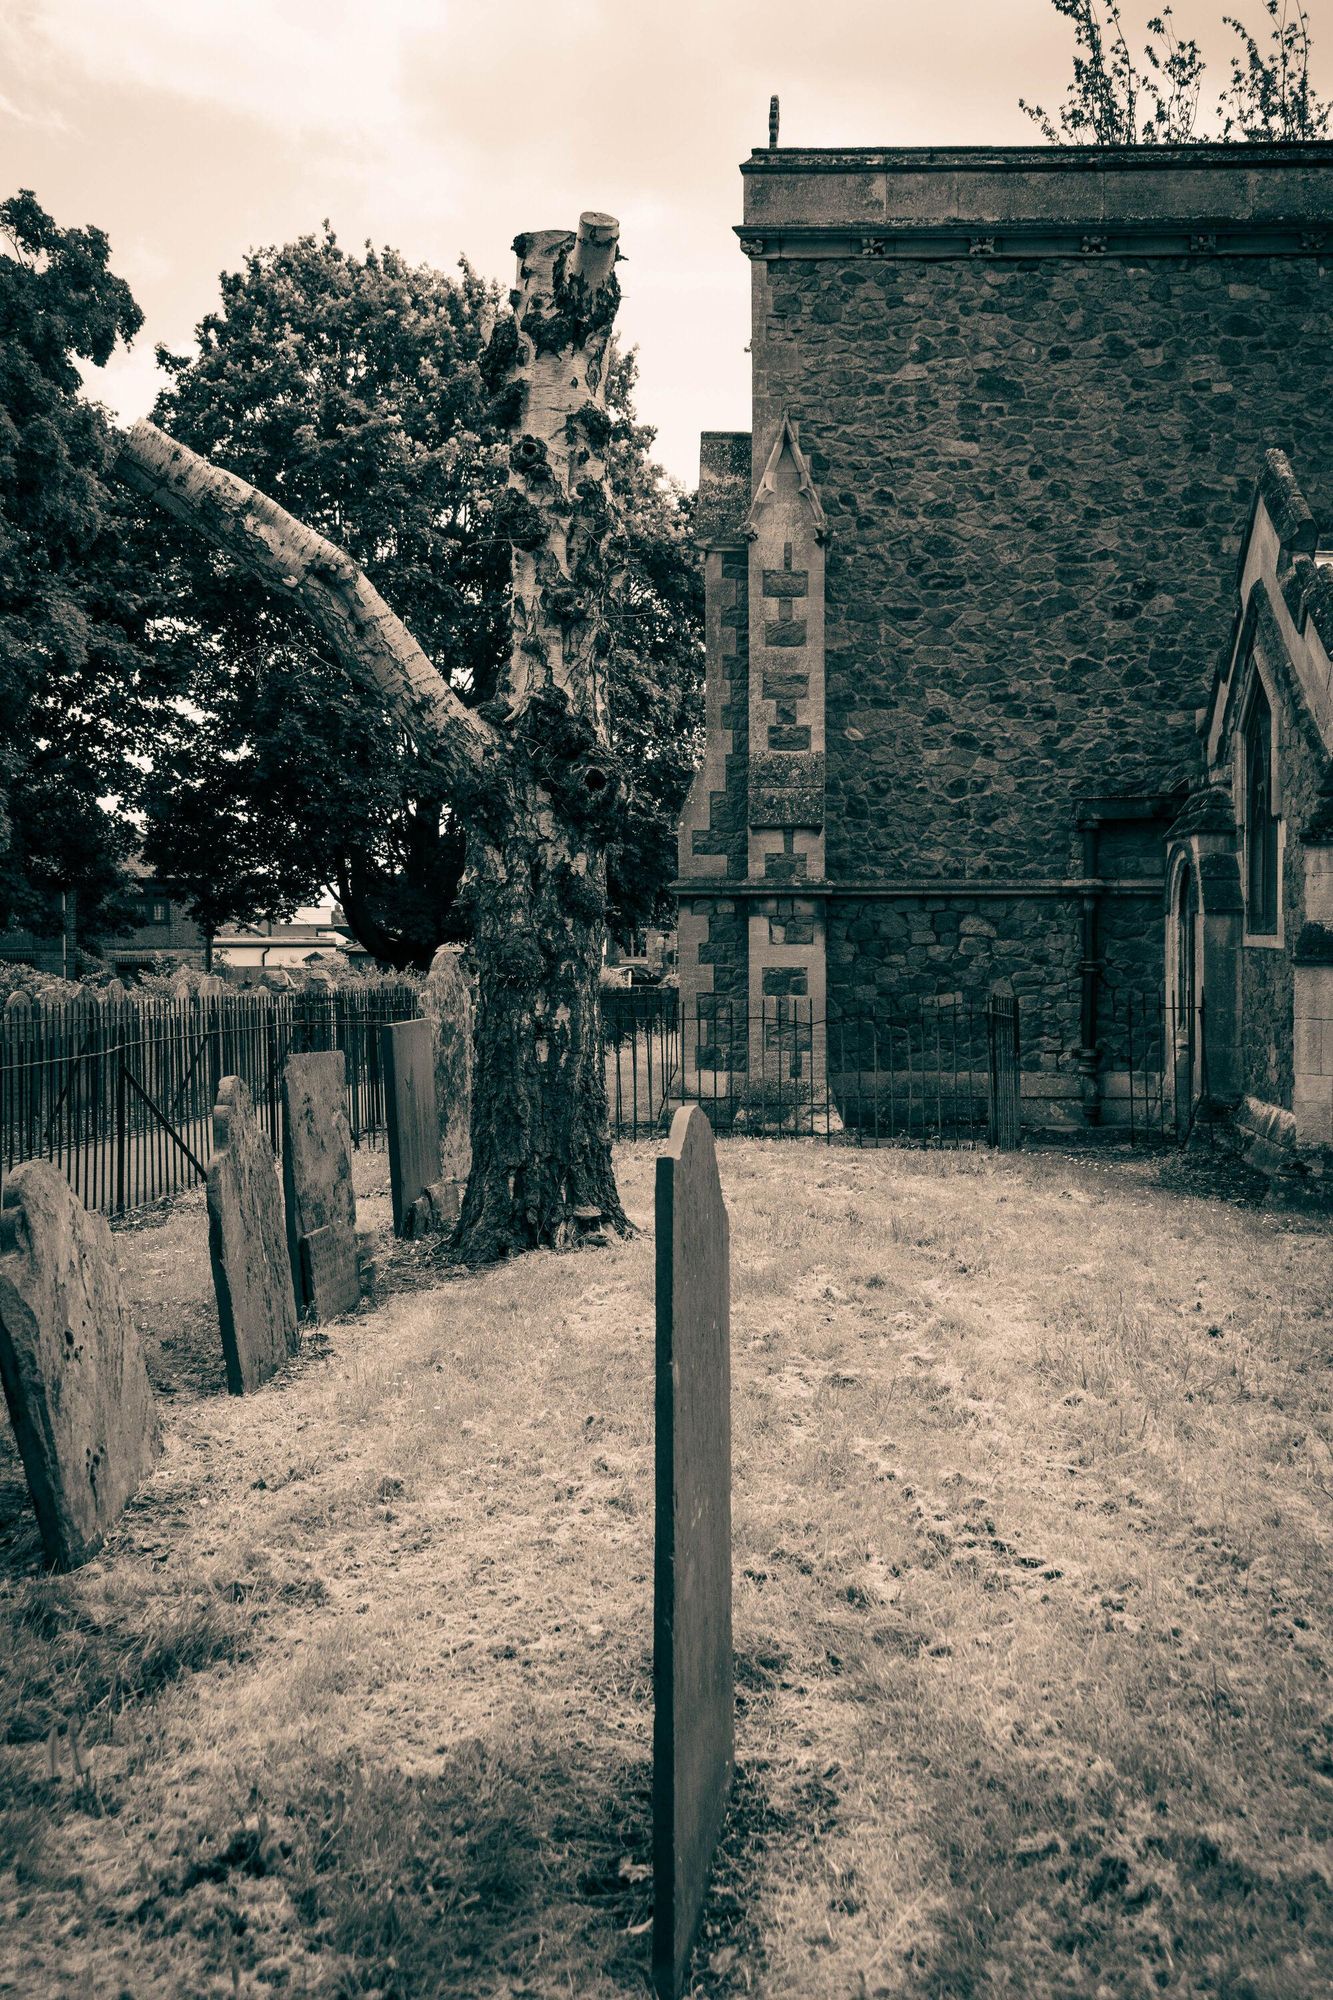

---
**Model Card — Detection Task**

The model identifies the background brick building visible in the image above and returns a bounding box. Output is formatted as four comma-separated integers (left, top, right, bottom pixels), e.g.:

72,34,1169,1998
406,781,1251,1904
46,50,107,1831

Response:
676,142,1333,1129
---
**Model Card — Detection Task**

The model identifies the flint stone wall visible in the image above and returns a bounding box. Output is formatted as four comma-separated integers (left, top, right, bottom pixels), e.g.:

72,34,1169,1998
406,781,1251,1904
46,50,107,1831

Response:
727,147,1333,1030
761,249,1333,927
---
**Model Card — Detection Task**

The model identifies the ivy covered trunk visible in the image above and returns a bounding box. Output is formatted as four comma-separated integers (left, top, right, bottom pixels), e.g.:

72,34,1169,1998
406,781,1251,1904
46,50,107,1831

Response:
459,808,624,1260
114,210,630,1266
450,213,627,1261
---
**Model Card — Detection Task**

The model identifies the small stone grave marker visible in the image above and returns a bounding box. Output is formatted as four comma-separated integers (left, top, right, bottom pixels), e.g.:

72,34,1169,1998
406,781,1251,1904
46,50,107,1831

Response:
653,1105,733,2000
299,1225,363,1320
206,1076,299,1393
281,1050,358,1320
422,944,473,1220
381,1018,441,1236
0,1160,162,1568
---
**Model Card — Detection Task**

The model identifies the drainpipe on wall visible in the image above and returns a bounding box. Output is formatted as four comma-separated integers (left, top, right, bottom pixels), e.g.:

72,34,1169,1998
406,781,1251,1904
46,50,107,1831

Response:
1077,817,1103,1126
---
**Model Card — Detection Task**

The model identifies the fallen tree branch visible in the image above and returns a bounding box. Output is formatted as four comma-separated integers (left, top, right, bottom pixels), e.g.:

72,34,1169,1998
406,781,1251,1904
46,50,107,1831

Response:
115,420,500,800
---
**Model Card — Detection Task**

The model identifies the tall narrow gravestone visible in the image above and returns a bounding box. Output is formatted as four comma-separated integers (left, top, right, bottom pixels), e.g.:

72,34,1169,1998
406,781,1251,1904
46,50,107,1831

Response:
422,944,473,1222
206,1076,299,1393
281,1051,360,1321
0,1161,162,1569
381,1018,440,1236
653,1106,733,2000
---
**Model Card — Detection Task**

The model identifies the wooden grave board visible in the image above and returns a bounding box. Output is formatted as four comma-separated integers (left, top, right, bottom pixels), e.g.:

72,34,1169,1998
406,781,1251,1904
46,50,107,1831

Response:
382,1018,441,1237
0,1161,162,1569
653,1105,734,1999
206,1075,299,1394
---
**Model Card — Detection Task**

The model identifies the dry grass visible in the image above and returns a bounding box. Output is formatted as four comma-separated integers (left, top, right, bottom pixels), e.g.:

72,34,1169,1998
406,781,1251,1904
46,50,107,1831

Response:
0,1142,1330,1997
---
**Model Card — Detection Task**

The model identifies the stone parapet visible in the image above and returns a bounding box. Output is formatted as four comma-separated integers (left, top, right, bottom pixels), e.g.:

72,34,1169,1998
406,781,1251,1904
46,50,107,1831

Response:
741,143,1333,254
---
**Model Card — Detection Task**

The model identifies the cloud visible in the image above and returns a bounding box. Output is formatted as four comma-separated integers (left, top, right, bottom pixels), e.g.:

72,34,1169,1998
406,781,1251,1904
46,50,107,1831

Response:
77,340,168,426
9,0,447,148
0,85,67,132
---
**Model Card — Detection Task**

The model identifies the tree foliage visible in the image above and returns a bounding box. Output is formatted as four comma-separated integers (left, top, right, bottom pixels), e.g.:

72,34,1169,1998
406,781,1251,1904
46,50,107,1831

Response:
1218,0,1332,138
141,229,701,963
0,191,158,945
1022,1,1331,143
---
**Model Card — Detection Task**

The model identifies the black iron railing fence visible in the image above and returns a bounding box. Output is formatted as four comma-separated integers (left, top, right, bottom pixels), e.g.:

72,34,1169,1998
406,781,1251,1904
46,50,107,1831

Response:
0,984,422,1216
1098,987,1211,1145
603,989,1024,1148
12,976,1214,1217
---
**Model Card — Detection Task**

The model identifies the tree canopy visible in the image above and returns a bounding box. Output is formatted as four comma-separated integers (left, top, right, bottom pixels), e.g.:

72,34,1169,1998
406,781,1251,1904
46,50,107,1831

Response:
140,228,702,962
0,190,159,946
1022,1,1331,144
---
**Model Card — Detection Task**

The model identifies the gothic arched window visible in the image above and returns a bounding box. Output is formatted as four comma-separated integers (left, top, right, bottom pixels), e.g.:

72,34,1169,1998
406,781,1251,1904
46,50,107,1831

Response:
1244,681,1278,936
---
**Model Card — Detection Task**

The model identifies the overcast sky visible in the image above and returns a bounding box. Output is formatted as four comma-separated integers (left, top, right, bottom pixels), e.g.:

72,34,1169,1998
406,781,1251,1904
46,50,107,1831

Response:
0,1,1319,484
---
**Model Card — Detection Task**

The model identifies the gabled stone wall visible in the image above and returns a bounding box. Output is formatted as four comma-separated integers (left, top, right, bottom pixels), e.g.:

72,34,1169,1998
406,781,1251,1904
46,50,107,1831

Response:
1198,450,1333,1154
677,144,1333,1127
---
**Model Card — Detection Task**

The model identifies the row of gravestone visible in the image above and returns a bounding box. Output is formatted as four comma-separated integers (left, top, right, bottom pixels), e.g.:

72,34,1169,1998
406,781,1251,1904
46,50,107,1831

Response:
0,978,473,1571
0,1048,368,1570
1,1020,729,2000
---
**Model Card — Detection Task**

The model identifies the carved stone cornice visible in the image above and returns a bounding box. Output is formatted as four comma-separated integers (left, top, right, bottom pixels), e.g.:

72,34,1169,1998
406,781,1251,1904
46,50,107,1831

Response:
674,877,1163,899
734,221,1331,263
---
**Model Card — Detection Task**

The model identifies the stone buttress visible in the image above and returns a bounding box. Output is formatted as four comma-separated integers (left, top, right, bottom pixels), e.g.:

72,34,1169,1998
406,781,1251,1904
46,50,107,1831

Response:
676,424,832,1111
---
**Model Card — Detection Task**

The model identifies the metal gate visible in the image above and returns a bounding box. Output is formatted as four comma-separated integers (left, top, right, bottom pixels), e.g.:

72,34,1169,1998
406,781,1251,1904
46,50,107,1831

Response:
603,991,1023,1149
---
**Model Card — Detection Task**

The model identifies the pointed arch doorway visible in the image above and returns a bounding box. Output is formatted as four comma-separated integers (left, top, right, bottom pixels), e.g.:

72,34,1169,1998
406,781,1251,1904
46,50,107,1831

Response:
1170,855,1202,1135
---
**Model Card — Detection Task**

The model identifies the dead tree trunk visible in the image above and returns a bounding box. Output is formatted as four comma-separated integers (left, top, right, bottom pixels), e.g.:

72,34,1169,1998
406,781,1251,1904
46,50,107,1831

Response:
115,211,628,1262
454,216,626,1257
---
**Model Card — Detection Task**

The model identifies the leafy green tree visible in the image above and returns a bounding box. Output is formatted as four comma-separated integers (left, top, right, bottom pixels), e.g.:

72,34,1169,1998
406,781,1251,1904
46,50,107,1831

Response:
0,191,157,948
142,229,701,964
1022,1,1329,143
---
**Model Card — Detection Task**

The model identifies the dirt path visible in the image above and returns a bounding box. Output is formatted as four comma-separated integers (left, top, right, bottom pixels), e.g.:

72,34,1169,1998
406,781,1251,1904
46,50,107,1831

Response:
0,1142,1329,1997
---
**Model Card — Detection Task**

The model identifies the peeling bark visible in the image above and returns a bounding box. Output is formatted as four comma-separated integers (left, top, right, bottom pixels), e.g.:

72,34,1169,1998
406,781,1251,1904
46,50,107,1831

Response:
116,211,632,1265
115,421,498,807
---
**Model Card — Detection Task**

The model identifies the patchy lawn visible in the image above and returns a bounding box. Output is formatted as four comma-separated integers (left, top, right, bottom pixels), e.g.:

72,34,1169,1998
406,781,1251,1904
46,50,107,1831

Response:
0,1141,1330,1998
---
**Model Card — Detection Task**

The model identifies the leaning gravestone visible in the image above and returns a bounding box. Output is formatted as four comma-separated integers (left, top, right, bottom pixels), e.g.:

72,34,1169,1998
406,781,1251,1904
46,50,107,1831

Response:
653,1106,733,2000
381,1018,441,1236
0,1160,162,1569
206,1076,299,1393
281,1051,360,1320
421,944,473,1222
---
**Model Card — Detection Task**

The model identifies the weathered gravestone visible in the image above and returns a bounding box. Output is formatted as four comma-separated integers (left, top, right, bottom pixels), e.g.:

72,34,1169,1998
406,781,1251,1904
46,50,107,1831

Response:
653,1105,733,2000
281,1051,360,1320
381,1018,441,1237
0,1160,162,1569
206,1076,299,1393
421,944,474,1223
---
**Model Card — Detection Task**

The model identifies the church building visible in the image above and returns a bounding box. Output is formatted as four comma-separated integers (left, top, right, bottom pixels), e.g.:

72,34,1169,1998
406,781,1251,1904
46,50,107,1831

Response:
676,138,1333,1157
